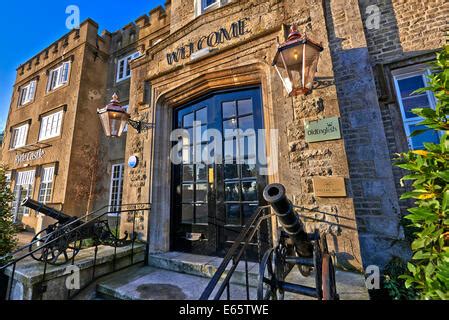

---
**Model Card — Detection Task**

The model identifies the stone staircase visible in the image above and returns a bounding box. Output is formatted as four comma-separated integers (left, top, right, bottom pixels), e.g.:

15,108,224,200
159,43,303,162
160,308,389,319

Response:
95,252,370,300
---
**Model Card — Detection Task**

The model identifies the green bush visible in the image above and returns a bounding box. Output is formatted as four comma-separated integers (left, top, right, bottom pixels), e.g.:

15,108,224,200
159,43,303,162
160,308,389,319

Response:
0,165,17,266
394,46,449,300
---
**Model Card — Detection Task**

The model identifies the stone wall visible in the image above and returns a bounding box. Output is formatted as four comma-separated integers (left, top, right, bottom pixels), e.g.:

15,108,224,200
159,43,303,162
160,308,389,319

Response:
324,0,411,268
121,0,366,271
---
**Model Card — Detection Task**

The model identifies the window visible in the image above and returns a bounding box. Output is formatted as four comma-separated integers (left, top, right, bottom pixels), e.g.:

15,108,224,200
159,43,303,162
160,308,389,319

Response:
203,0,219,9
18,80,36,106
116,52,140,82
38,166,54,204
5,172,11,189
393,65,440,150
195,0,226,16
12,170,35,222
109,164,125,214
10,124,29,149
47,61,70,92
39,111,63,141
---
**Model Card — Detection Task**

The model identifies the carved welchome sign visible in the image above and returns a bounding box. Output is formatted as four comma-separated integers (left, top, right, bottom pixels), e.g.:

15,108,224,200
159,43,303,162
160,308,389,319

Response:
166,18,250,65
15,148,45,164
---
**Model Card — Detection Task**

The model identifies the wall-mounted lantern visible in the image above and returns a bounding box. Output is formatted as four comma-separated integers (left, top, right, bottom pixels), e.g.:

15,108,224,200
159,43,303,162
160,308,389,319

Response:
97,94,154,138
273,24,324,96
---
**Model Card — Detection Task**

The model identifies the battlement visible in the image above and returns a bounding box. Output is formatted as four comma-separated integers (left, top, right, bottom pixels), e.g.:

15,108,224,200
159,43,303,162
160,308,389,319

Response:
16,19,102,81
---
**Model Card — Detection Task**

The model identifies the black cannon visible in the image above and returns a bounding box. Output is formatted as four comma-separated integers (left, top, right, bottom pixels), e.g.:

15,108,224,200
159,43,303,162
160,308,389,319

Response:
23,198,132,266
258,184,339,300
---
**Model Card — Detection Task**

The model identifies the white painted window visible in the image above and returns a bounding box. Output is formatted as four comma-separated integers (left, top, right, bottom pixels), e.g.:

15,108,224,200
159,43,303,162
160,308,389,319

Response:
47,61,70,92
393,65,440,150
10,124,29,149
195,0,227,16
12,170,35,221
109,164,125,215
39,111,63,141
5,172,11,188
38,166,55,204
18,80,37,106
116,52,140,82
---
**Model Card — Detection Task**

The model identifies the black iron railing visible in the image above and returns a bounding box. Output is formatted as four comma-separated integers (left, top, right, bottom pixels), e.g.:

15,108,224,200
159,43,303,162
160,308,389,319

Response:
0,203,151,300
200,206,273,300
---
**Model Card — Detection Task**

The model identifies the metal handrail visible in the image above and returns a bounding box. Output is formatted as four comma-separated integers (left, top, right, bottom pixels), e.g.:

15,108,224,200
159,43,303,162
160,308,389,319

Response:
1,203,151,300
0,204,151,272
2,203,149,263
200,205,273,301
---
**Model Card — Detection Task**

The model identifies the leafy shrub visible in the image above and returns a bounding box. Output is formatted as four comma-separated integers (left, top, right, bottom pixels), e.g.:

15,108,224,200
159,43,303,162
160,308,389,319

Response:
394,46,449,300
0,165,17,266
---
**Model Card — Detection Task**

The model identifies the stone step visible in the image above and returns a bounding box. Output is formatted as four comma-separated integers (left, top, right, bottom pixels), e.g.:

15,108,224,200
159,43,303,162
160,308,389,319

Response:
96,265,257,300
148,252,260,288
146,251,370,300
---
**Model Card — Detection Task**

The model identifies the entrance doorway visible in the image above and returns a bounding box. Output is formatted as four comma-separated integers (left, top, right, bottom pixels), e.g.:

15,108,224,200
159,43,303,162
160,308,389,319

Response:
172,87,268,256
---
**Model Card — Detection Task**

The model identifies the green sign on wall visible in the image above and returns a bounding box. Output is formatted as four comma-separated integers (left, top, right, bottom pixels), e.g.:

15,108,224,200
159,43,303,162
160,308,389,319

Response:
305,116,341,143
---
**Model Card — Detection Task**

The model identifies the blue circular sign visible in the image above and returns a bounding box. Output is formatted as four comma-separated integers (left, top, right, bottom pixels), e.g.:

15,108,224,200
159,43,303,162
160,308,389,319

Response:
128,155,139,168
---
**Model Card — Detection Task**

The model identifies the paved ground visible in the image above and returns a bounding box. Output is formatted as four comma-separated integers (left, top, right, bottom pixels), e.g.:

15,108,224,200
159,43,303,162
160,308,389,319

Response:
96,252,370,300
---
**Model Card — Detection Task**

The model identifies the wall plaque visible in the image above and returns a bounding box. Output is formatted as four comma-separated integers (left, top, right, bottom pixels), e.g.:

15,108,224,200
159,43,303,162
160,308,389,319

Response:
313,177,347,197
305,117,341,143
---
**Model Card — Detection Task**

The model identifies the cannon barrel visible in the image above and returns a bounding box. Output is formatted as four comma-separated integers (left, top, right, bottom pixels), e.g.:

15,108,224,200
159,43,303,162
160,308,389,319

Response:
263,184,313,258
21,197,76,224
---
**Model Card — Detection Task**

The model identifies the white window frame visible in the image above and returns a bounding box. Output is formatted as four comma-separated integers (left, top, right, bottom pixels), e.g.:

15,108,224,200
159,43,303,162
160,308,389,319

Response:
116,52,140,83
47,61,71,92
12,169,35,221
38,166,55,204
392,64,440,150
10,124,29,150
39,110,63,141
18,80,37,106
5,172,11,188
108,163,125,216
195,0,227,17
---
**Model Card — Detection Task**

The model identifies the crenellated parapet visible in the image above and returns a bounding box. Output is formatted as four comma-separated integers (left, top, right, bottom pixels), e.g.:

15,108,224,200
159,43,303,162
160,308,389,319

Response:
15,19,105,84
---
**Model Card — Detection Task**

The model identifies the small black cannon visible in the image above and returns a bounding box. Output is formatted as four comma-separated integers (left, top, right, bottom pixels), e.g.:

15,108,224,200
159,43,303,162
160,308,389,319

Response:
259,184,339,300
22,198,132,266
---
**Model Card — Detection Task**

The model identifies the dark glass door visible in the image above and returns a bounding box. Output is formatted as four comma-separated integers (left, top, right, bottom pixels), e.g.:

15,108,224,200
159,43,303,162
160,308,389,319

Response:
172,87,267,256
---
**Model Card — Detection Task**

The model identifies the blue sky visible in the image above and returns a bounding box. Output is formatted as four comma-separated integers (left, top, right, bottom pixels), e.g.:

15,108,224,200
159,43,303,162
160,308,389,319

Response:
0,0,165,131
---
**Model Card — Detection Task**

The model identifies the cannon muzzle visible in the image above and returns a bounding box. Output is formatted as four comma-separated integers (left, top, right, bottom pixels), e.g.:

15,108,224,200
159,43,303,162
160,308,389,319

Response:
263,184,313,258
21,198,76,224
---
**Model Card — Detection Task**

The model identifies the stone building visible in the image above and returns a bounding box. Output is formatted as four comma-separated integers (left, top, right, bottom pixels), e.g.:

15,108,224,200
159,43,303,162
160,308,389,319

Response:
1,0,447,273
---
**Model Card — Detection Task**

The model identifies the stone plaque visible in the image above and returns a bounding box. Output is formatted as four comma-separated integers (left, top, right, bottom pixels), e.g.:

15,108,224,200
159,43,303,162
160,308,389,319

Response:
313,177,347,197
305,117,341,143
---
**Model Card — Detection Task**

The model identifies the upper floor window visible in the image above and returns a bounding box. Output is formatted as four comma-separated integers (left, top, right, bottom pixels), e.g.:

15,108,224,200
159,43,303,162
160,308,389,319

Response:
18,80,37,106
195,0,226,16
10,123,29,149
116,52,140,82
47,61,70,92
38,166,55,204
393,65,440,150
39,110,63,141
203,0,219,9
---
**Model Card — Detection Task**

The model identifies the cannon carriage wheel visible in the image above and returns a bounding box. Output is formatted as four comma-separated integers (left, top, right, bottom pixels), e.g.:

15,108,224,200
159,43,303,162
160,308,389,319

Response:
257,233,339,301
29,226,83,266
